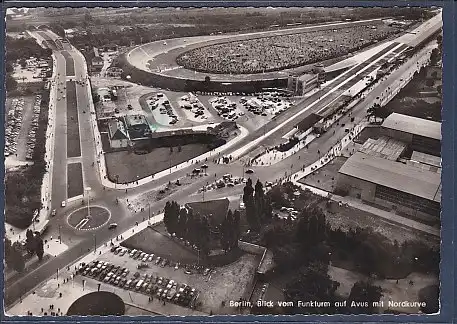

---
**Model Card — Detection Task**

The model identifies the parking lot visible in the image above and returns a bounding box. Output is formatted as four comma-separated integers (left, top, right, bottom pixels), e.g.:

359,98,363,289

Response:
5,95,41,161
85,240,260,314
146,92,181,127
205,92,295,132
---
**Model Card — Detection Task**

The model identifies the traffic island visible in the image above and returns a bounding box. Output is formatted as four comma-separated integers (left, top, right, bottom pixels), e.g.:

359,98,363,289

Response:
67,206,111,231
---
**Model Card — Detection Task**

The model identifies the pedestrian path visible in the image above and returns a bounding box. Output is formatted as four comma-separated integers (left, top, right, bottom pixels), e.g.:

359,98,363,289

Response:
7,213,165,316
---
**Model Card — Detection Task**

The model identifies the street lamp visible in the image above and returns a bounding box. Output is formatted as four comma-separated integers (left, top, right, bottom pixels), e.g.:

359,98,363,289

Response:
85,187,92,219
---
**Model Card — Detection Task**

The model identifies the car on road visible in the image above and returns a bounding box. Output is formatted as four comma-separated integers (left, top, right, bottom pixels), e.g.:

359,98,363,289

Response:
51,209,56,217
245,169,254,174
108,223,118,230
61,201,66,207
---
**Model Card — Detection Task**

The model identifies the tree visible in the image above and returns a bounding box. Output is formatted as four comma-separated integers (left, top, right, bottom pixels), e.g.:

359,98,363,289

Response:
430,48,440,66
347,281,383,314
284,262,340,314
6,74,18,92
25,229,36,255
367,103,389,123
354,241,379,275
9,242,26,272
243,179,260,231
164,201,179,235
36,238,44,261
425,79,435,87
176,206,188,238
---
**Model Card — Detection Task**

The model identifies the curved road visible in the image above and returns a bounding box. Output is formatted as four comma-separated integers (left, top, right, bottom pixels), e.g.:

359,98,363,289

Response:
5,17,439,308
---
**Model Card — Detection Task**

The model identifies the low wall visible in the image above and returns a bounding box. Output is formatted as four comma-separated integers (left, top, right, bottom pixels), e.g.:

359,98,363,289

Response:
119,54,287,93
238,240,266,256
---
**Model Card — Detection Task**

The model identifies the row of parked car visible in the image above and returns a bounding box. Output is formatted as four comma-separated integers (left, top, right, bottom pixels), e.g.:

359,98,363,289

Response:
179,95,208,120
26,94,42,160
4,98,25,157
149,94,179,125
210,96,242,121
79,256,198,308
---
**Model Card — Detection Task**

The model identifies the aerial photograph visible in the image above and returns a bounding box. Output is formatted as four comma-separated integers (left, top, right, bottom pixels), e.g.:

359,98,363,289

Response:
4,6,442,316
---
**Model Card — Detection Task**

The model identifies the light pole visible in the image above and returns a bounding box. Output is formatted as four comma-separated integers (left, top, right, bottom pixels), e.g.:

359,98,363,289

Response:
148,203,151,220
85,187,92,219
59,225,61,244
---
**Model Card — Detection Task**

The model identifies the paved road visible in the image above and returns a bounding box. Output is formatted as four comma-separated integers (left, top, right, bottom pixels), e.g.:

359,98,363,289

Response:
4,23,437,309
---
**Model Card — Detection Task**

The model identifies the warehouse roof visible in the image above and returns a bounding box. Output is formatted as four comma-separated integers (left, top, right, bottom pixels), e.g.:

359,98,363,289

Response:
382,113,441,141
338,152,441,202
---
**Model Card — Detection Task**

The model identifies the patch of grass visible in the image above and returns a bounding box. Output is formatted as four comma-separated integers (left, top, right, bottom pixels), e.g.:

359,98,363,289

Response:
105,143,209,183
67,162,84,198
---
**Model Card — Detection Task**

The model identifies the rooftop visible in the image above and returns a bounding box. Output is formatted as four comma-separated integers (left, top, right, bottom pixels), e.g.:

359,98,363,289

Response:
410,151,441,168
124,114,149,127
298,73,317,82
359,136,407,161
382,113,441,141
338,152,441,202
108,119,128,140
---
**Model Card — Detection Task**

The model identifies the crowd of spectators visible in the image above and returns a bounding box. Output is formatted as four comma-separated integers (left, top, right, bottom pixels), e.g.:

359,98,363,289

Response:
177,22,405,74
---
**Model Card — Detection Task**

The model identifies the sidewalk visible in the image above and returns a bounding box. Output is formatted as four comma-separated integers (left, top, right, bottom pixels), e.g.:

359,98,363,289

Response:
6,213,165,316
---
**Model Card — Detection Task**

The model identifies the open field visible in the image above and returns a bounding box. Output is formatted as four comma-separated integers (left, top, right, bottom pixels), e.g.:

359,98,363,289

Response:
67,162,83,198
105,143,210,183
121,226,199,265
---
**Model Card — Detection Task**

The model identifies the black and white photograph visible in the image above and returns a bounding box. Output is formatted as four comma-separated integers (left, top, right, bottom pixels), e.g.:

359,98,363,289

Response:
3,5,444,317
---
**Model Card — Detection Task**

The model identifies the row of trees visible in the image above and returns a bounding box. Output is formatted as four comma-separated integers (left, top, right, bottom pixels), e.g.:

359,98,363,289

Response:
253,188,439,314
6,36,52,64
243,179,273,231
164,201,211,257
163,200,243,256
5,238,26,273
367,103,389,123
5,231,45,274
282,262,383,315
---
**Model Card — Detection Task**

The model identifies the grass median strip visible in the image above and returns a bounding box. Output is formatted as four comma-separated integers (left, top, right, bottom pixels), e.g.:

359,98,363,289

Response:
67,162,84,198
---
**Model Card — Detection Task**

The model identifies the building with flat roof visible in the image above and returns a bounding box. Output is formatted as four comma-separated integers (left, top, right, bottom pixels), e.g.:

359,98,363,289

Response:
124,114,151,139
287,73,319,96
336,152,441,220
380,113,441,156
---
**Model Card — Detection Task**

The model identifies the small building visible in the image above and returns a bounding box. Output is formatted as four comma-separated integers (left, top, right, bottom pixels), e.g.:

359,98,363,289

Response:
97,88,112,102
64,28,76,38
380,113,441,156
106,67,123,78
108,118,129,148
92,56,104,72
287,73,319,96
91,47,104,71
124,114,151,139
336,152,441,219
